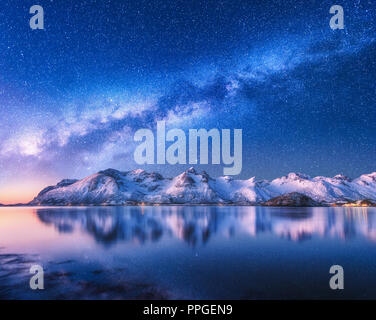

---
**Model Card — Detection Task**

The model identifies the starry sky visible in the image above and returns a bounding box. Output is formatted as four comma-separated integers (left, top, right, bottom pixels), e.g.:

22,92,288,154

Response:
0,0,375,203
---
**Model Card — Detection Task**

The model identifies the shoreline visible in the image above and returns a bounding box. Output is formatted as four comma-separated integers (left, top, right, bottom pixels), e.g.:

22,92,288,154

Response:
0,203,375,208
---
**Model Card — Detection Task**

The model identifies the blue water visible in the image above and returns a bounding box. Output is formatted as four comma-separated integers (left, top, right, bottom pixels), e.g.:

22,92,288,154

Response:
0,206,375,299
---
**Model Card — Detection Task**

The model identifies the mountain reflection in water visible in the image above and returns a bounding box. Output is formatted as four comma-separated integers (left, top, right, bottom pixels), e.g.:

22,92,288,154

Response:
35,206,376,247
1,206,376,299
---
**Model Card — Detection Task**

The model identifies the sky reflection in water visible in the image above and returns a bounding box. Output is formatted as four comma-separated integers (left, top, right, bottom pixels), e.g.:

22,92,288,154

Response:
0,206,376,299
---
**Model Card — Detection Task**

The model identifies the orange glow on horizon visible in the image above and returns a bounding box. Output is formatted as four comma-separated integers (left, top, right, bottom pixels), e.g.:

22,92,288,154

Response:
0,179,53,205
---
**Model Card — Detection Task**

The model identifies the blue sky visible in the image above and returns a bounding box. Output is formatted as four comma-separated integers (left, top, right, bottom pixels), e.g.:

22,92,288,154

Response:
0,0,375,203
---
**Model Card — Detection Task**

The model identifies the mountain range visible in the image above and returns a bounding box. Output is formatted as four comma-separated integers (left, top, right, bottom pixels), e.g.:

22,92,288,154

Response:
29,168,376,206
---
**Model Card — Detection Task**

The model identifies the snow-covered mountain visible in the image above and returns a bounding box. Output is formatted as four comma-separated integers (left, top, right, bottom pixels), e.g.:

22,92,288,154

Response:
29,168,376,206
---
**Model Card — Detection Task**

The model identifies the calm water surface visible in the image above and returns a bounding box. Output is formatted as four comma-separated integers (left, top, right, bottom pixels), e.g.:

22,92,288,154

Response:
0,206,375,299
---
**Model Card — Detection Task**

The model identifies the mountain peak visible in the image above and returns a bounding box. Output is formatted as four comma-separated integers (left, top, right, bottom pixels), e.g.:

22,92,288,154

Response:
284,172,311,180
333,174,351,182
363,172,376,177
186,167,197,174
130,169,146,175
98,168,122,176
357,172,376,183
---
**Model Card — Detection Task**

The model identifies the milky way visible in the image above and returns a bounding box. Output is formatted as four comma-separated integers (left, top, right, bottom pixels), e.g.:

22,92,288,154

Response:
0,0,375,203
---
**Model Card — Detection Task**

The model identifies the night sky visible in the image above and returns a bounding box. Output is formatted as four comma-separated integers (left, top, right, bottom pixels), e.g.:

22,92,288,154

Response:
0,0,375,203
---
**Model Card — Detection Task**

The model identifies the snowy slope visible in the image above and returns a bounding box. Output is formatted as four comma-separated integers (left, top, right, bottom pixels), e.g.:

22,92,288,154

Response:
30,168,376,205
